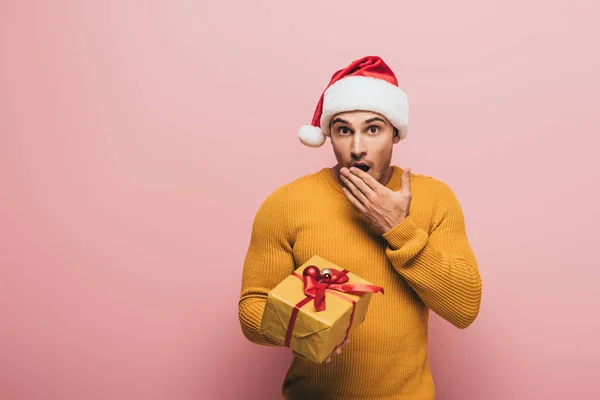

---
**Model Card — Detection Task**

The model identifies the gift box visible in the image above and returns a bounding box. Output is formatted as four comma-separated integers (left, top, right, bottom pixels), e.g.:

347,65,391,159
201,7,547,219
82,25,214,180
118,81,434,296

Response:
259,255,384,363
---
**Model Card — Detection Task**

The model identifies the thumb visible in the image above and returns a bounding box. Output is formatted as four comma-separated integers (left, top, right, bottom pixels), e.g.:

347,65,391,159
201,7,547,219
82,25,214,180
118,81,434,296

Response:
401,168,411,194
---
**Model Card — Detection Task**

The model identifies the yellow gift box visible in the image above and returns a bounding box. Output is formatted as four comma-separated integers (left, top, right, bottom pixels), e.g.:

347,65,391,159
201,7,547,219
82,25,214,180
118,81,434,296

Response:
259,255,384,364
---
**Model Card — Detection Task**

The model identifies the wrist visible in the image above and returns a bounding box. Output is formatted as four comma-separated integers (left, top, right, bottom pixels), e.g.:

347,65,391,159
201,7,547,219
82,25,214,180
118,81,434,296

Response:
381,216,425,250
382,214,408,235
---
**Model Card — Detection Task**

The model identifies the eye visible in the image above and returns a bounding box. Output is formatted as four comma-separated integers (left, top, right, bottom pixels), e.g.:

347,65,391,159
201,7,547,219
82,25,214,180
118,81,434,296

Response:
339,127,351,135
368,126,380,134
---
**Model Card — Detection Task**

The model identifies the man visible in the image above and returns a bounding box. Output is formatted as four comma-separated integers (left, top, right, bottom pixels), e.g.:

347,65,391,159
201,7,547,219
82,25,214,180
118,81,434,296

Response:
238,56,482,399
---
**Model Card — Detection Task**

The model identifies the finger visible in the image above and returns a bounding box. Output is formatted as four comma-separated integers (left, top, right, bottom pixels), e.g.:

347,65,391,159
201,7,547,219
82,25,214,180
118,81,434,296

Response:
344,168,376,197
334,347,342,355
335,339,350,350
401,168,411,195
325,356,331,363
348,167,383,192
342,187,367,213
340,174,369,205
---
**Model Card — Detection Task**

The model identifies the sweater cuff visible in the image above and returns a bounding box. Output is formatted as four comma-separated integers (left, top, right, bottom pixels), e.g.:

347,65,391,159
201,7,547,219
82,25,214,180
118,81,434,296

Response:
382,216,427,250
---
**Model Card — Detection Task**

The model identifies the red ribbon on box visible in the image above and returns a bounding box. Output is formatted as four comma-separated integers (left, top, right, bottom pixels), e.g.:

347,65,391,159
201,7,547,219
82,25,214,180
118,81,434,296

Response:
284,267,384,348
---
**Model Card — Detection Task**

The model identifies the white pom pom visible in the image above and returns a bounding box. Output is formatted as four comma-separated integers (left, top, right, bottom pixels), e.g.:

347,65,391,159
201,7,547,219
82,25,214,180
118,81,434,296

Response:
298,125,326,147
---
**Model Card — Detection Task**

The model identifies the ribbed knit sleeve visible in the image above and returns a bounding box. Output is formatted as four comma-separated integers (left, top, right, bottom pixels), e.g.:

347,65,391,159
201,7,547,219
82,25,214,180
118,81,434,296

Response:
382,180,482,329
238,185,296,346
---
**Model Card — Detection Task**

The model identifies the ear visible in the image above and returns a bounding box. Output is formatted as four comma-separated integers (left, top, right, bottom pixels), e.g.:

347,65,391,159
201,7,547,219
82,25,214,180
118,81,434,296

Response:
392,128,401,144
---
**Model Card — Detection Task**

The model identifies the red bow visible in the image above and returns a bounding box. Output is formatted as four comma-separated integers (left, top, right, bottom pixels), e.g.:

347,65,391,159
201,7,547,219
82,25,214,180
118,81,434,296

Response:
297,268,384,312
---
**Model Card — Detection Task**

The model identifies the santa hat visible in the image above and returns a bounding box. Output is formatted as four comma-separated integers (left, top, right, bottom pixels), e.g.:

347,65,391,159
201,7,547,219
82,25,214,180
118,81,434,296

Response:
299,56,409,147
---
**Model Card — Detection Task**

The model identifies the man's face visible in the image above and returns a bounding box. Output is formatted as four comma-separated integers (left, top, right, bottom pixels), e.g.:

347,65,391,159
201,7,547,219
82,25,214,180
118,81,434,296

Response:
329,110,400,184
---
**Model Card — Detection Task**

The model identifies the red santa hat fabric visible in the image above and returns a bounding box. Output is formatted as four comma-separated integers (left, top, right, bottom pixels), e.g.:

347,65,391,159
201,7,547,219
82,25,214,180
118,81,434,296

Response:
299,56,409,147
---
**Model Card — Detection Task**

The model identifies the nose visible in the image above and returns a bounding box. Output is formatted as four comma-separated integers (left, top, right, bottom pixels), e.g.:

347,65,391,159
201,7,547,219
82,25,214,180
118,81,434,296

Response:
351,132,367,159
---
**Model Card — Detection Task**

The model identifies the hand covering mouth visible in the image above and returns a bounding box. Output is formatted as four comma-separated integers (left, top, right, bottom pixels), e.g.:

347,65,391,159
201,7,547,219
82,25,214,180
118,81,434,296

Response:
352,163,370,172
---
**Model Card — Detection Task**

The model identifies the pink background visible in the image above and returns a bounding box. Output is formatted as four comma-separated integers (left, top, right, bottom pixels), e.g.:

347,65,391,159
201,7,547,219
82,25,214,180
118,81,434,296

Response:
1,1,598,399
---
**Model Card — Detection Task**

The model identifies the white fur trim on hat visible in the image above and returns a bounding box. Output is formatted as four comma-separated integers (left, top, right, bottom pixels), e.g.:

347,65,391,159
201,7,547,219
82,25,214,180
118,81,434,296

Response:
298,125,326,147
320,76,409,140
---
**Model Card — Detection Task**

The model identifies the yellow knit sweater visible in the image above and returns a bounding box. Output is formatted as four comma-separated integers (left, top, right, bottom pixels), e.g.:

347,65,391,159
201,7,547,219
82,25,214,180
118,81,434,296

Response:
238,166,482,400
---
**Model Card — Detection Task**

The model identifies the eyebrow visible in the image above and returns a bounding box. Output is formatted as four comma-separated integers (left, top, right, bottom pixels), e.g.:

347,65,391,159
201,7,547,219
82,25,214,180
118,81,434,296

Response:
363,117,386,125
330,116,387,130
331,117,350,126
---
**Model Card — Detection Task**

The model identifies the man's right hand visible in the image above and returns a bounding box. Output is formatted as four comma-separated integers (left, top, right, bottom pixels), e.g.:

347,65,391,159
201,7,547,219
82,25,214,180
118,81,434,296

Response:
324,339,350,363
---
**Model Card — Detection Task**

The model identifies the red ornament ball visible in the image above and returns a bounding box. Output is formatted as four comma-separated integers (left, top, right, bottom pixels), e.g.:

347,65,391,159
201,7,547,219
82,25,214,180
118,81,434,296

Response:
303,265,321,280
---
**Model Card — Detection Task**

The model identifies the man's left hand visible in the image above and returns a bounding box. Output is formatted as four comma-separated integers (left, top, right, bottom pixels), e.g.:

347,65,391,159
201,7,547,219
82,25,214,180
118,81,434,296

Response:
340,166,412,235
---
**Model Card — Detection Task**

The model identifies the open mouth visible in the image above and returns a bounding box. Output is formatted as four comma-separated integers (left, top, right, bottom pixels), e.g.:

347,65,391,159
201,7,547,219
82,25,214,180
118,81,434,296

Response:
353,164,370,172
